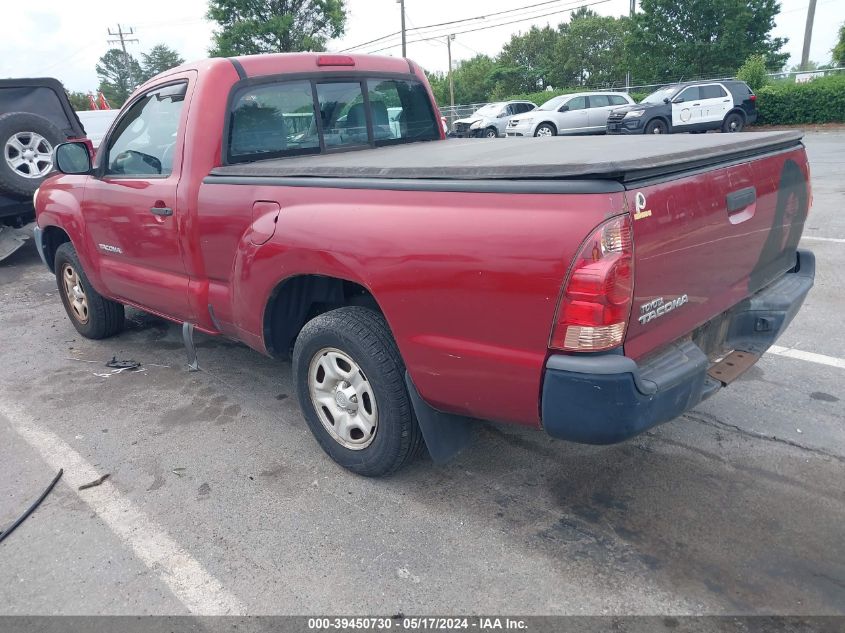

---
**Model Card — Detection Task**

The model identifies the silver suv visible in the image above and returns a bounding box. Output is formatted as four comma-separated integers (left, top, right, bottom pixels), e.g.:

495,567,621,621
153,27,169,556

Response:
451,101,537,138
506,92,634,137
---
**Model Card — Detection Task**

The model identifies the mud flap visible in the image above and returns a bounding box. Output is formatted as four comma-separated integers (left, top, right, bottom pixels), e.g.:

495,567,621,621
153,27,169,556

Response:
404,372,475,464
0,223,33,262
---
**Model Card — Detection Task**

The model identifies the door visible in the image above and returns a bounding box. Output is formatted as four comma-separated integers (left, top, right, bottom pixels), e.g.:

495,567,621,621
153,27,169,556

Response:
82,78,194,321
554,95,589,134
671,86,702,129
698,84,731,124
586,94,616,131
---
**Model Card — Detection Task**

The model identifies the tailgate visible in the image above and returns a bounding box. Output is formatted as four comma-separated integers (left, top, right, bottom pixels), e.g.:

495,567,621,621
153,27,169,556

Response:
624,146,810,360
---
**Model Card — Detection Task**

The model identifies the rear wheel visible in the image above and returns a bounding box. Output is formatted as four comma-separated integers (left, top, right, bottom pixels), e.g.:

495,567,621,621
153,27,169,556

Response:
292,307,423,477
722,112,744,133
534,123,556,137
644,119,668,134
54,243,124,339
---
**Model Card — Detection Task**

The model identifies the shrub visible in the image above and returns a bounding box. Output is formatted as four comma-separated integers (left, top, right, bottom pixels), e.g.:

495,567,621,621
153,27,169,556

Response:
737,55,770,91
756,75,845,125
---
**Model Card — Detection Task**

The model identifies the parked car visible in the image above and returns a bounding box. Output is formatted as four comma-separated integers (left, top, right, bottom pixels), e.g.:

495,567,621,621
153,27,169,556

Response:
607,80,758,135
35,53,813,477
0,78,92,260
451,100,536,138
75,109,120,150
506,92,634,137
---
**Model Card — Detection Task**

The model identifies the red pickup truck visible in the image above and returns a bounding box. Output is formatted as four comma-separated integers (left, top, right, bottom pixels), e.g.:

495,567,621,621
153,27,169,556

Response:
34,53,814,476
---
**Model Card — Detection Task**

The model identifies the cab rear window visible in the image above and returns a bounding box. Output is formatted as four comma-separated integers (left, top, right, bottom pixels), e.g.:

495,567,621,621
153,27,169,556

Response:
227,76,439,163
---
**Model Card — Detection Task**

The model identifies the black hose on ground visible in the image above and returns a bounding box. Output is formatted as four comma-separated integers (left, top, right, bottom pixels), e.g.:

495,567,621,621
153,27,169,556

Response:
0,468,63,544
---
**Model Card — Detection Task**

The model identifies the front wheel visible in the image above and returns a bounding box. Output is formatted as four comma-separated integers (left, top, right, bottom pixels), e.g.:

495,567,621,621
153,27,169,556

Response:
722,112,744,133
54,243,124,339
292,307,423,477
644,119,668,134
484,127,498,138
534,123,556,137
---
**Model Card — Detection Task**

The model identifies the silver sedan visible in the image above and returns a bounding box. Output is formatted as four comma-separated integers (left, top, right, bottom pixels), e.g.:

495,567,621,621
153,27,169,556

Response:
506,92,635,137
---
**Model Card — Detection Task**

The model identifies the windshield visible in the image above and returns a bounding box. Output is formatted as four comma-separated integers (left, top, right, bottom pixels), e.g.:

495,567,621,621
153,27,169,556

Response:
473,103,503,117
538,95,568,111
640,87,678,105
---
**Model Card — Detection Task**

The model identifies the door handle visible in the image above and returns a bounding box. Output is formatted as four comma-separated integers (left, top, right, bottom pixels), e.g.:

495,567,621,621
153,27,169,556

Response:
693,102,701,106
150,206,173,217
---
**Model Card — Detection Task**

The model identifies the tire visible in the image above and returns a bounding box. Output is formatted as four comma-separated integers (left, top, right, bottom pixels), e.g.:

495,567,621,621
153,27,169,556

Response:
534,123,556,137
644,119,668,134
292,307,424,477
54,243,125,339
0,112,66,197
484,127,498,138
722,112,744,133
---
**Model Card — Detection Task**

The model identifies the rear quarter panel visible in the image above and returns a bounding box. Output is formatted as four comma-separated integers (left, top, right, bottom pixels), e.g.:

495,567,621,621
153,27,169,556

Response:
197,183,625,426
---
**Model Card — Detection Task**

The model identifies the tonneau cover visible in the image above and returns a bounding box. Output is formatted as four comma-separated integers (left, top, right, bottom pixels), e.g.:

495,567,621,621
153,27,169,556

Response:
210,131,803,182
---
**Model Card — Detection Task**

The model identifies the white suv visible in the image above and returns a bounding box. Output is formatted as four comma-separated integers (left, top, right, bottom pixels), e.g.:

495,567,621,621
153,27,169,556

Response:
506,92,635,137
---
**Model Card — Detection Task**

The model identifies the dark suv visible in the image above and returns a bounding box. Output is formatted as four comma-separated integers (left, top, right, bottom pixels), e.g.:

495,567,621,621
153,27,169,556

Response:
607,80,757,135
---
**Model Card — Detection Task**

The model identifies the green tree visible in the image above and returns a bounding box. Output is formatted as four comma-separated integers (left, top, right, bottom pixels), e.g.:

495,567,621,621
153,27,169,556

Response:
737,54,770,90
492,25,559,97
550,8,628,88
627,0,788,84
96,48,143,108
66,91,92,111
140,44,185,82
833,23,845,66
207,0,346,56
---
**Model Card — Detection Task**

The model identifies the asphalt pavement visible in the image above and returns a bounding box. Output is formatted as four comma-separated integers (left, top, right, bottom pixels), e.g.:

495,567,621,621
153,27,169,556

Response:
0,131,843,617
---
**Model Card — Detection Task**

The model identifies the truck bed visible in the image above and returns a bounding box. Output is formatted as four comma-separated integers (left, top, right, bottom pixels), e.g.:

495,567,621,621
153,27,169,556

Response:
210,131,802,183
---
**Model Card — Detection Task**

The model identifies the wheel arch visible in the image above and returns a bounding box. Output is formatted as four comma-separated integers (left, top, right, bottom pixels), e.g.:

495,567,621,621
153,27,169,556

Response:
262,273,387,359
726,107,747,121
40,224,72,273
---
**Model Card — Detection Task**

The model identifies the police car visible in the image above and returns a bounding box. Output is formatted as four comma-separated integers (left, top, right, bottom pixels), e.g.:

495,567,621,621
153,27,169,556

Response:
607,80,758,135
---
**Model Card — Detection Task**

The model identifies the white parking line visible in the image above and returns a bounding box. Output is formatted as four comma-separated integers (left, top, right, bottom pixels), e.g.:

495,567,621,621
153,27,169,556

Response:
0,399,246,615
767,345,845,370
801,236,845,243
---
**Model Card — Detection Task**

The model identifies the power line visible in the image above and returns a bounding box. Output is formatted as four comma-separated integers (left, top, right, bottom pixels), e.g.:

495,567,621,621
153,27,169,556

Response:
357,0,615,55
107,24,139,56
339,0,589,52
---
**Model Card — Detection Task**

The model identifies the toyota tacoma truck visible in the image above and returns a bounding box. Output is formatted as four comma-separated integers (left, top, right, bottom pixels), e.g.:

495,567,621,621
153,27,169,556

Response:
33,53,814,476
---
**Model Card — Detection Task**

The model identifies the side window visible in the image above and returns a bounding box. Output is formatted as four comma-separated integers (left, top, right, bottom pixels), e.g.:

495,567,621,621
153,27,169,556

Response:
106,82,186,176
589,95,612,108
229,80,318,162
609,95,629,106
518,103,534,113
366,79,438,144
676,86,700,102
317,82,368,148
700,85,727,99
565,96,587,111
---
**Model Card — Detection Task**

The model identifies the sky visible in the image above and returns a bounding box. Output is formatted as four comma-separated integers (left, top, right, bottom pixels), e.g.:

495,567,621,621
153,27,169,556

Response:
1,0,842,94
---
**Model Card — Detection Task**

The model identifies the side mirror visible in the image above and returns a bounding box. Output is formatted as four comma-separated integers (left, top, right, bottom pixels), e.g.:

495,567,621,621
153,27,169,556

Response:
497,111,508,118
55,142,92,175
663,97,672,104
558,105,569,112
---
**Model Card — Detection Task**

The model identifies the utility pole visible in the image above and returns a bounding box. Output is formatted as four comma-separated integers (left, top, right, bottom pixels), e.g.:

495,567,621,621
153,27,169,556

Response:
107,24,139,60
625,0,635,91
447,34,455,108
397,0,407,57
800,0,817,70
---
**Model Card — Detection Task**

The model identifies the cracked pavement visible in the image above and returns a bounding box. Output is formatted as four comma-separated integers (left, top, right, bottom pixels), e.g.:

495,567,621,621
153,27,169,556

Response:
0,131,843,616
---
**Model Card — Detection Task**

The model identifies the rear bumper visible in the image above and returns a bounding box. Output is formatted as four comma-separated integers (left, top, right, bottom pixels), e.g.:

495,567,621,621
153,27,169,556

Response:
540,249,816,444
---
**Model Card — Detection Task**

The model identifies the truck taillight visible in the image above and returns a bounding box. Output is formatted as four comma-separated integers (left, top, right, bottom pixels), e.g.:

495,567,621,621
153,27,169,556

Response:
550,214,634,352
